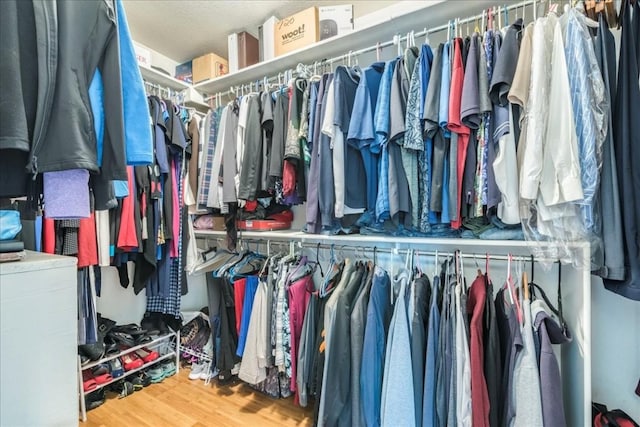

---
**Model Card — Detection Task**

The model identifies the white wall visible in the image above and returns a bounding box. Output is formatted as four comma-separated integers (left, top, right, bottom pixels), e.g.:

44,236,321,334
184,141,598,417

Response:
97,263,208,325
590,278,640,421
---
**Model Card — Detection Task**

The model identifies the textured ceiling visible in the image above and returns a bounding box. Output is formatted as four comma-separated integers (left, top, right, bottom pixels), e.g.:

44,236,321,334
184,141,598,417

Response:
123,1,397,63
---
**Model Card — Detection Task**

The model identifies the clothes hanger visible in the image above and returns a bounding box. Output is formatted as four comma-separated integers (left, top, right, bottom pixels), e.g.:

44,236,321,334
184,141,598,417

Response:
423,28,431,46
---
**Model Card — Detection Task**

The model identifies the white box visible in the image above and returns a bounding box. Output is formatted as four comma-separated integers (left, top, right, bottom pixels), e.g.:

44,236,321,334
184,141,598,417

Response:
318,4,353,40
133,42,152,68
259,15,279,61
228,33,239,73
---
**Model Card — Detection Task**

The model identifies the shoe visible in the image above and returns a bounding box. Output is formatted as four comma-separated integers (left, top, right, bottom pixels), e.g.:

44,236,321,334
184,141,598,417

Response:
107,330,135,348
91,364,113,385
131,376,144,392
135,347,159,364
108,358,124,378
156,314,170,335
82,370,98,392
78,342,105,362
137,371,152,387
80,353,91,366
147,366,165,383
161,360,176,378
189,362,205,380
163,314,181,332
199,364,212,381
121,353,144,371
109,380,134,399
141,312,160,336
85,389,105,411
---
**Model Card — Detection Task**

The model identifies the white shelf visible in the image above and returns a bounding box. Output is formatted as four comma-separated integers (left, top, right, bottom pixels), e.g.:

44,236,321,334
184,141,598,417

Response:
193,0,498,95
139,65,191,91
193,229,589,256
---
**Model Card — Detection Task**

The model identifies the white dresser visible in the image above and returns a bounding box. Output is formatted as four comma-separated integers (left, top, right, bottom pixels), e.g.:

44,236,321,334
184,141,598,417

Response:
0,251,78,427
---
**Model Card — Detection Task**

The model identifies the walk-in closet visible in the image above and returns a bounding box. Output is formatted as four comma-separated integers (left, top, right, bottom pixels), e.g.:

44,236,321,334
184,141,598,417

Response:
0,1,638,426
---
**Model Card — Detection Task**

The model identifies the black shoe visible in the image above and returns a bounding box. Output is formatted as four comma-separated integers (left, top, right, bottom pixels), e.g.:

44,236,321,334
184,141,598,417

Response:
78,342,105,361
109,380,134,399
155,313,170,335
137,371,152,387
141,312,159,335
85,389,105,411
163,314,182,332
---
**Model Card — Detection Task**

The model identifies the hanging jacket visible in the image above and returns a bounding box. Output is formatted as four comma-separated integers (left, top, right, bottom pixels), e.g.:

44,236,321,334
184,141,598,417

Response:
27,0,127,180
0,0,56,197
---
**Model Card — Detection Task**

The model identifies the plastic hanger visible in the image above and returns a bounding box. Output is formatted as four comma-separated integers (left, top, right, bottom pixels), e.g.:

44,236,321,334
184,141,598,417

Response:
424,28,431,46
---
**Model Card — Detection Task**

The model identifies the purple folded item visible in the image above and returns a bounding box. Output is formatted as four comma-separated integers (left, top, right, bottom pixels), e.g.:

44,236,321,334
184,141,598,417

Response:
44,169,91,219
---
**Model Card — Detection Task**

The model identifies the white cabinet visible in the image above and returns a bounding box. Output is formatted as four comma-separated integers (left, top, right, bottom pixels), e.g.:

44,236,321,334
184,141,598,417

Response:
0,251,78,427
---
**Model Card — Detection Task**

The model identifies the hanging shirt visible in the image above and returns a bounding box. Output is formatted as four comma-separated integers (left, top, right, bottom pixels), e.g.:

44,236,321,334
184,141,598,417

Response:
455,283,472,427
531,298,572,427
448,38,471,229
539,19,583,208
422,274,440,426
348,63,385,213
373,59,399,223
563,9,608,240
381,269,415,427
512,299,544,427
361,267,392,427
425,44,445,219
333,66,366,216
467,275,490,427
520,16,555,201
594,14,626,282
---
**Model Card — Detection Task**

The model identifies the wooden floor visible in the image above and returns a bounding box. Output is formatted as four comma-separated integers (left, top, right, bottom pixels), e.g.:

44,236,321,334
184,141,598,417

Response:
82,368,314,427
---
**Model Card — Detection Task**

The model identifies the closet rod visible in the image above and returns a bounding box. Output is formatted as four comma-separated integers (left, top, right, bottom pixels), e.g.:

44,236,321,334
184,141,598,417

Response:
203,235,559,264
206,0,536,103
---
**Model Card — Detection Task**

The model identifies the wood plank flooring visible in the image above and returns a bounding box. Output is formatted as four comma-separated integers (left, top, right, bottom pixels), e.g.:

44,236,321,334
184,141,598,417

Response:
82,368,314,427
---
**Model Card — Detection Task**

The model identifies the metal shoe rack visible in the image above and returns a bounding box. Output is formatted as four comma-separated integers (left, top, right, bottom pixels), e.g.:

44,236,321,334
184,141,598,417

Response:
78,331,180,421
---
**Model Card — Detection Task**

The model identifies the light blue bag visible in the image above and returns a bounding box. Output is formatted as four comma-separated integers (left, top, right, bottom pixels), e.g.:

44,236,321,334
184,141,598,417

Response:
0,210,22,240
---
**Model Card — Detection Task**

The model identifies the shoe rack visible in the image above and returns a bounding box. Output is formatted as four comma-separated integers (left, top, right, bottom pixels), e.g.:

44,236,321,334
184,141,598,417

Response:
78,331,180,421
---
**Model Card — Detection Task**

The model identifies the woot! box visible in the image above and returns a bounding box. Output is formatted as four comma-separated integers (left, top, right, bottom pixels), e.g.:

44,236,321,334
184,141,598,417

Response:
274,7,319,57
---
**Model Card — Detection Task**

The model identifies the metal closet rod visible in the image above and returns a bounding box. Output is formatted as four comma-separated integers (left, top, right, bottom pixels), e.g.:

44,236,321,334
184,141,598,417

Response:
205,235,560,264
207,0,537,104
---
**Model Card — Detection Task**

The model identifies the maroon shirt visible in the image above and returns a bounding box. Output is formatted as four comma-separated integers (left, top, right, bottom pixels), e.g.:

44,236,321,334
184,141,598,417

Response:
467,275,491,427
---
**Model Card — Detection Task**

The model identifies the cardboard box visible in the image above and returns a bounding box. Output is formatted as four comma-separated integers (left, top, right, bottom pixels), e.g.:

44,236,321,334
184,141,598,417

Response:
133,42,152,68
274,7,319,57
228,31,259,73
175,61,192,84
192,53,228,83
319,4,353,40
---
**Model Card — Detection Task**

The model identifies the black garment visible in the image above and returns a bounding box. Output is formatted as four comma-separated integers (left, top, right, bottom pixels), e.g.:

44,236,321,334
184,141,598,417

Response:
215,276,240,375
268,91,290,186
322,262,365,427
410,275,431,427
484,278,502,427
495,288,522,427
605,0,640,301
260,91,275,192
0,0,40,197
32,1,126,179
489,18,524,107
334,66,366,210
238,94,263,200
312,262,344,424
594,13,625,282
133,166,157,294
